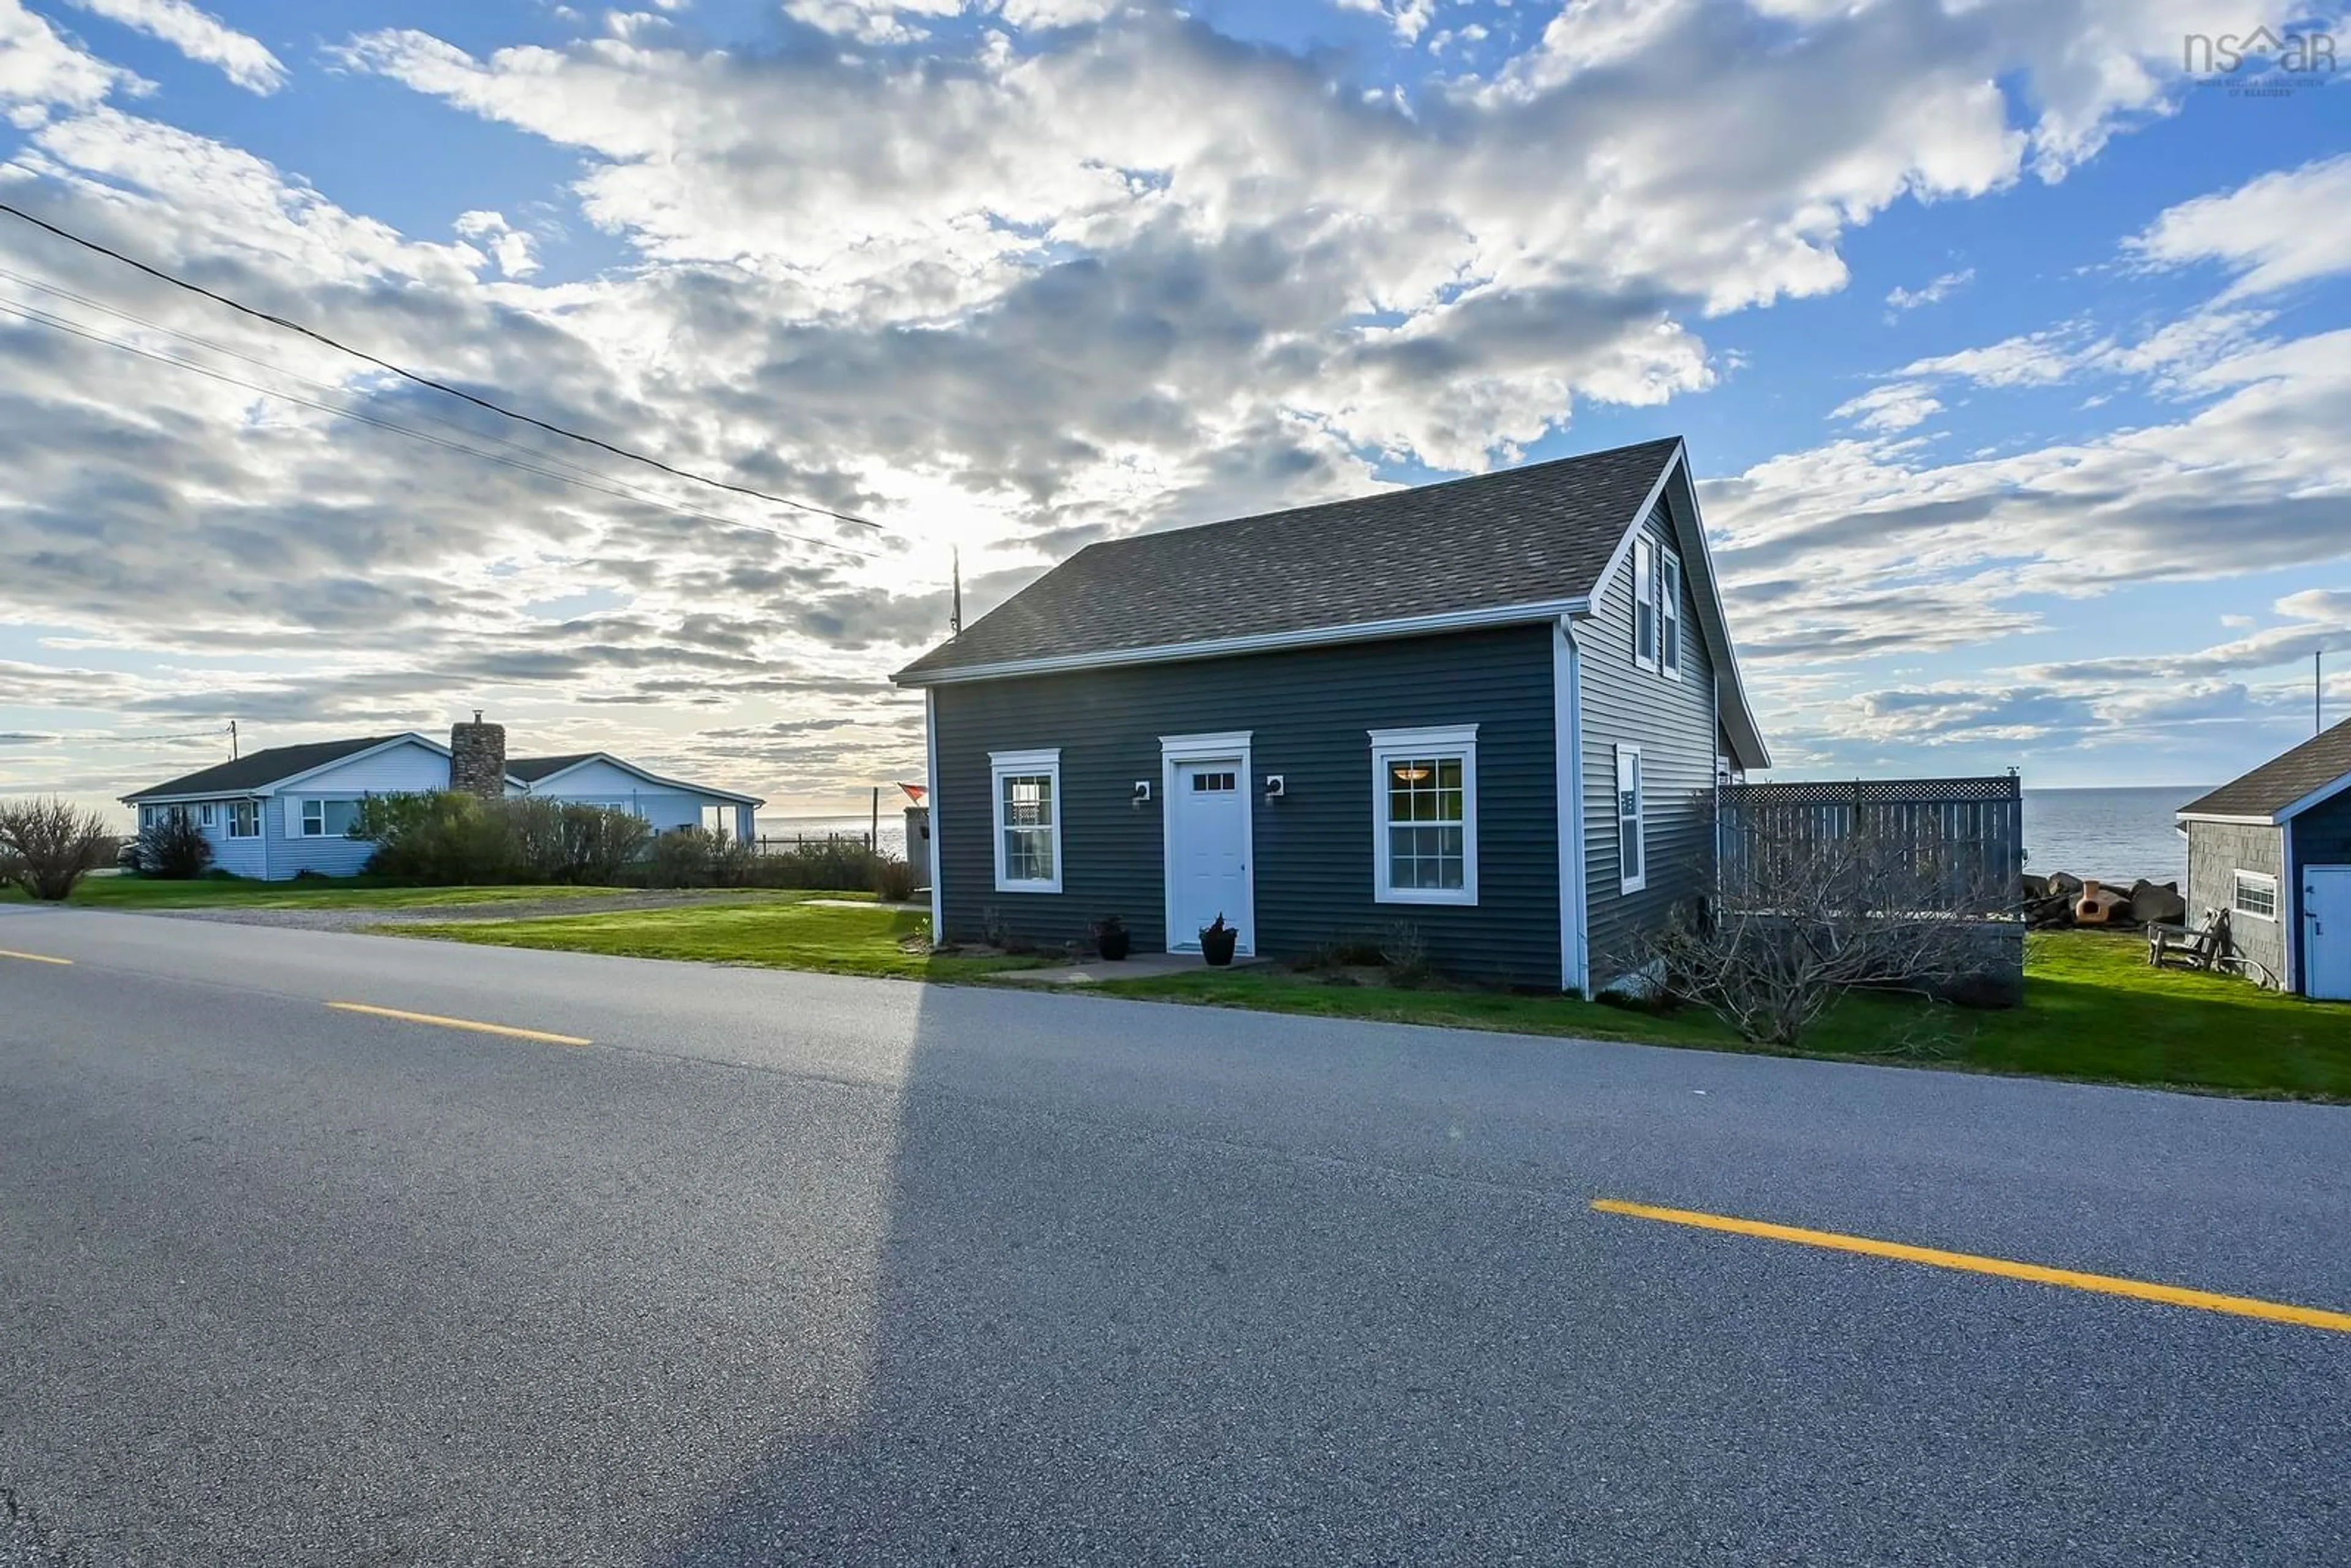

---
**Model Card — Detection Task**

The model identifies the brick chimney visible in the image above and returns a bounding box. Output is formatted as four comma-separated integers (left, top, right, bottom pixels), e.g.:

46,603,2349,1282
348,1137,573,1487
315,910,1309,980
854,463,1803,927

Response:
449,710,507,799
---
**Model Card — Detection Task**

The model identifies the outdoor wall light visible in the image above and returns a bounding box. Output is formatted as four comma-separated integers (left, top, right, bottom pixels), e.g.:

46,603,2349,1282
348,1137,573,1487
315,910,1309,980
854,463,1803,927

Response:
1132,780,1152,804
1264,775,1286,798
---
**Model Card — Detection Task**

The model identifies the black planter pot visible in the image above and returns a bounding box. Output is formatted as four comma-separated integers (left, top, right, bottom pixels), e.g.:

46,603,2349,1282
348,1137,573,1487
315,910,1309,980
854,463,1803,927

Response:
1095,926,1131,961
1199,926,1239,966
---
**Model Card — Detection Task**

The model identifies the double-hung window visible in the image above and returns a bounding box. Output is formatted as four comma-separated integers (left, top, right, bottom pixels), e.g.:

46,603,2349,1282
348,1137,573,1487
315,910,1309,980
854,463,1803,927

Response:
990,749,1062,893
1631,526,1683,678
2233,871,2278,921
1370,726,1477,905
1633,535,1659,669
298,798,361,838
198,802,217,830
227,800,260,839
1616,745,1646,894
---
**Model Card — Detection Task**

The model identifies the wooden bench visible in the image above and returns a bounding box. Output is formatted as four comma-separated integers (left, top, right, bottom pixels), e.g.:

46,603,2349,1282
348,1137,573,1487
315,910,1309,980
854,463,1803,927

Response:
2147,907,2229,972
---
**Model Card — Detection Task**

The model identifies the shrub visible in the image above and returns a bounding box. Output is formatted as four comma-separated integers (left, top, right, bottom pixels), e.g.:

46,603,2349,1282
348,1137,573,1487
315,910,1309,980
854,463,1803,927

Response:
132,809,216,880
352,792,517,883
647,825,719,888
0,797,111,901
509,798,654,884
872,855,916,902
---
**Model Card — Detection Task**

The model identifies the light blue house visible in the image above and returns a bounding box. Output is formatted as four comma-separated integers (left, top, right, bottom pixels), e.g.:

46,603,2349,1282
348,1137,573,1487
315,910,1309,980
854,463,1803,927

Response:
122,722,763,881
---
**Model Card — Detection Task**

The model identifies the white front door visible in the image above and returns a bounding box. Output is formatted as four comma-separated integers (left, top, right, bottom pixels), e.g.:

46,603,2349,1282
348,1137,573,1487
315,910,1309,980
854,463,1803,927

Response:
1167,759,1252,953
2305,866,2351,1001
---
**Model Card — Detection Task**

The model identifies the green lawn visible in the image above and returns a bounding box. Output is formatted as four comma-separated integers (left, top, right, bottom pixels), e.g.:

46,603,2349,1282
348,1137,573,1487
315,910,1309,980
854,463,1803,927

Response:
393,899,1043,981
1089,931,2351,1099
2,875,643,911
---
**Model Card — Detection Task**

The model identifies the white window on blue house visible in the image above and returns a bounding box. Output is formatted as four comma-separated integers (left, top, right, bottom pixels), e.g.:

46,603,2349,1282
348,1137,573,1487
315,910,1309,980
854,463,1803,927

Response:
1616,745,1646,895
1633,535,1658,669
990,750,1062,893
298,799,362,838
227,800,260,839
1370,726,1478,906
1659,550,1683,678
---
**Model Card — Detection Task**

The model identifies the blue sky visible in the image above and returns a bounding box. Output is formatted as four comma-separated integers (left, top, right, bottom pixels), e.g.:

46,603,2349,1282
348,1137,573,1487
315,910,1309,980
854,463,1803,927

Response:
1,0,2347,816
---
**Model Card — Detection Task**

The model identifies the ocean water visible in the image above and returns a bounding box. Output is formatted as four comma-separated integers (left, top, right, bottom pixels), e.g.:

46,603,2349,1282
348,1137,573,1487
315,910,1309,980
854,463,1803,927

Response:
2022,786,2204,886
755,813,910,860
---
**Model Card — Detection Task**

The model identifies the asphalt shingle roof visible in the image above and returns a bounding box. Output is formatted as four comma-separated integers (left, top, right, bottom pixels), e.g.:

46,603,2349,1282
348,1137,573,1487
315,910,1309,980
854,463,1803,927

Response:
508,754,594,782
2180,718,2351,820
895,437,1682,681
124,736,407,801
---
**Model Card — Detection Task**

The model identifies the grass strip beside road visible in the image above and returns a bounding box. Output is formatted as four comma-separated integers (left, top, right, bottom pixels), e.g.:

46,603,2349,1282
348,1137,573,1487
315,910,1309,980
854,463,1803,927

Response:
1594,1198,2351,1335
391,899,1046,982
1089,931,2351,1100
2,876,650,911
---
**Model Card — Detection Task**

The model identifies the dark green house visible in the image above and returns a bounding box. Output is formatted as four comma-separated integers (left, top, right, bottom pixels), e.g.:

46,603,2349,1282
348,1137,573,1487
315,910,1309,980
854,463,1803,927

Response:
891,437,1771,992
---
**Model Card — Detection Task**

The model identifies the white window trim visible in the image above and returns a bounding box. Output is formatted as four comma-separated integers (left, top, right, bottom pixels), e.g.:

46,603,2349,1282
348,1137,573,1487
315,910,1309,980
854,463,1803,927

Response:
1660,549,1683,679
1632,535,1658,672
225,800,260,839
1617,745,1647,895
989,748,1063,895
198,802,217,830
300,798,326,838
2233,869,2279,922
1369,724,1479,907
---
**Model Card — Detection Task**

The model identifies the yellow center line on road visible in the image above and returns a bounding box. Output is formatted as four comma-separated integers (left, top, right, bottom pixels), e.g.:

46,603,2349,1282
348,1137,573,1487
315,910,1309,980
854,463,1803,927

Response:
1593,1198,2351,1335
326,1001,590,1047
0,947,73,966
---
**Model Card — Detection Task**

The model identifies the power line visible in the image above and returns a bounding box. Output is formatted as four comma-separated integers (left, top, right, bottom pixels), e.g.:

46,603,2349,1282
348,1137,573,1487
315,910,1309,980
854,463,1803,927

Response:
86,728,231,744
0,299,890,562
0,200,890,535
0,264,890,560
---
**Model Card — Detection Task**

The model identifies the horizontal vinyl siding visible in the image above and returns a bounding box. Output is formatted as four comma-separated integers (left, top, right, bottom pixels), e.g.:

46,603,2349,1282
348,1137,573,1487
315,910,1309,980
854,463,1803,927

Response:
932,626,1559,985
288,740,453,796
1580,501,1719,980
2186,820,2287,985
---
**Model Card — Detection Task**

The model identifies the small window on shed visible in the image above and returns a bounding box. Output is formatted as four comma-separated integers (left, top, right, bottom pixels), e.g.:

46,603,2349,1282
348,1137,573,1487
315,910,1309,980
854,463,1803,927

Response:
2233,871,2278,921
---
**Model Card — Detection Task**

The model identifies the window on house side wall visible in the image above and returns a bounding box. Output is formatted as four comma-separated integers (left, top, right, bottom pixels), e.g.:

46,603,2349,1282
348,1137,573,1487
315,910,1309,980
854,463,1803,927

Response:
227,801,259,839
1617,746,1646,895
990,750,1062,893
1371,726,1478,906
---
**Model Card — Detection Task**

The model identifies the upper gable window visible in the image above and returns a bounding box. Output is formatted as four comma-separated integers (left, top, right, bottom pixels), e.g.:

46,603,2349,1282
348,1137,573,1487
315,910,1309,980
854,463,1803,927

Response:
1632,525,1682,680
1633,536,1658,669
1660,550,1683,678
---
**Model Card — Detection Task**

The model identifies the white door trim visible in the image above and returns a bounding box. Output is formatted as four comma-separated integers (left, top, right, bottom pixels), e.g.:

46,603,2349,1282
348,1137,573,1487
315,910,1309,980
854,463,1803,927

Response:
1161,730,1255,955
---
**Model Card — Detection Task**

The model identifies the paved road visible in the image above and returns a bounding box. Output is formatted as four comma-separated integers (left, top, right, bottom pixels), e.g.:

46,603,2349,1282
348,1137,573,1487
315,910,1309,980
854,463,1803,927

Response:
2,904,2347,1565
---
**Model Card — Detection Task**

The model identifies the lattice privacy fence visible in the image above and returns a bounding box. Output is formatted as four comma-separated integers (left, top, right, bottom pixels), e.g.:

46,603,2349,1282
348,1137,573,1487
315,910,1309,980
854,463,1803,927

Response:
1719,775,2024,915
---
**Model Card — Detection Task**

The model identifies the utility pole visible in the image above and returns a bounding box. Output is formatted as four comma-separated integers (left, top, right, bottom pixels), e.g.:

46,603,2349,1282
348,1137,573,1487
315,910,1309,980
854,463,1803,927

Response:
950,547,963,636
228,719,239,760
2321,650,2327,736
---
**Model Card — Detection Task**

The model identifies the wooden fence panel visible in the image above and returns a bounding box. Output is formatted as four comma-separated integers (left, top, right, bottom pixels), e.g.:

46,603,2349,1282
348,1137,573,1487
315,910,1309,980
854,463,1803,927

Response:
1719,776,2023,915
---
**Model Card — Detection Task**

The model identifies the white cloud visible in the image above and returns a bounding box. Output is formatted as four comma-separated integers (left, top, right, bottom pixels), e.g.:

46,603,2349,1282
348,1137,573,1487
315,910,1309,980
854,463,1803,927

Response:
0,0,145,113
1829,381,1942,432
2127,152,2351,299
1884,266,1972,315
454,209,541,278
65,0,286,94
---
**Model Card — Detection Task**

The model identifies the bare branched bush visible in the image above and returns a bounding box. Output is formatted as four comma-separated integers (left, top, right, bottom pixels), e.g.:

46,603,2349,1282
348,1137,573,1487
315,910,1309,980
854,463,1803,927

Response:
132,810,215,879
0,797,111,901
1620,811,2021,1048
